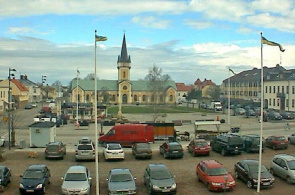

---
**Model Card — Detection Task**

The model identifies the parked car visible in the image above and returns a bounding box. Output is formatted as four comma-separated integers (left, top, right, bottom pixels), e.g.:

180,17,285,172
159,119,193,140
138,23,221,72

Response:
267,111,282,120
19,164,51,195
0,166,11,191
132,142,152,159
44,141,66,159
265,135,289,150
103,143,124,161
288,133,295,144
107,168,136,195
210,134,244,156
159,142,184,159
24,104,33,109
143,163,177,194
196,160,235,192
242,134,265,153
234,159,275,188
75,139,95,161
187,139,210,156
61,165,92,195
270,154,295,184
235,108,246,115
245,109,255,117
280,111,294,120
31,102,38,108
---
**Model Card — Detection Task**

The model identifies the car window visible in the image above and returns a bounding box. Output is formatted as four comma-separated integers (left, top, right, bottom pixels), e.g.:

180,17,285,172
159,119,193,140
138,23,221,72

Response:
287,160,295,170
228,137,243,145
137,144,150,149
273,158,282,166
169,144,182,150
195,142,207,147
200,164,207,173
280,160,287,168
78,145,93,150
110,174,132,182
276,137,286,141
248,164,268,173
108,145,121,150
106,130,115,136
208,167,228,176
47,145,59,151
65,173,87,181
23,170,44,179
150,169,172,180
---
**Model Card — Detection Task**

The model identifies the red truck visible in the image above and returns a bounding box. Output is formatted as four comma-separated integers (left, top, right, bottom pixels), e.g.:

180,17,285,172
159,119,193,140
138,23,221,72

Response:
98,123,175,146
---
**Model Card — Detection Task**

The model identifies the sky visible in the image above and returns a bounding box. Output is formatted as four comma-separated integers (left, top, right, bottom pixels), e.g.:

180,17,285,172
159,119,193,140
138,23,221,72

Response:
0,0,294,86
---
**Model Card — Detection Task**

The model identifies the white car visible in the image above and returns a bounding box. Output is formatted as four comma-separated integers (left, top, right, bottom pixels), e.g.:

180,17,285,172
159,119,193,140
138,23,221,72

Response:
61,165,92,195
289,133,295,144
103,143,124,161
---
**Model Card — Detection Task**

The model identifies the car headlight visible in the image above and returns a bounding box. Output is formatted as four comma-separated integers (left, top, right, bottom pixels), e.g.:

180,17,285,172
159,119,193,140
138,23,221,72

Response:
271,177,275,181
228,181,235,185
81,187,89,192
36,184,43,189
152,185,161,190
211,182,222,186
252,179,258,183
19,183,24,189
171,183,177,189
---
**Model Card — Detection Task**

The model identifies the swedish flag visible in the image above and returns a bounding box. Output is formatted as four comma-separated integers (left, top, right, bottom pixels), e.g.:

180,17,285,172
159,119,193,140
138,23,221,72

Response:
95,35,107,42
262,36,285,52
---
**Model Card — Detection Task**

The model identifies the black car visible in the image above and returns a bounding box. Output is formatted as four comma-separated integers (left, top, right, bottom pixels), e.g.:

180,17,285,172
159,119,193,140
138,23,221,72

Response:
143,163,177,194
159,142,184,159
132,143,152,159
280,111,294,120
234,159,275,189
242,134,265,153
0,166,11,191
210,133,244,156
19,164,51,195
267,111,282,120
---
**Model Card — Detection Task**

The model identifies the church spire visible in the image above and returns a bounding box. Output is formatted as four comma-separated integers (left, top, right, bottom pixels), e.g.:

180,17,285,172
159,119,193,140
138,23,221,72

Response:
118,33,131,63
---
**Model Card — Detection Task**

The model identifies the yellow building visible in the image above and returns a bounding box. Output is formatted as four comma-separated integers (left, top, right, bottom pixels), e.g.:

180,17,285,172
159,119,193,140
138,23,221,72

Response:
71,34,177,106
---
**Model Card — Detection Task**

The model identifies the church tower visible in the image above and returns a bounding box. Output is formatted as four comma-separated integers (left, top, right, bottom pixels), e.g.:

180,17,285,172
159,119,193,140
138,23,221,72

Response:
117,34,131,105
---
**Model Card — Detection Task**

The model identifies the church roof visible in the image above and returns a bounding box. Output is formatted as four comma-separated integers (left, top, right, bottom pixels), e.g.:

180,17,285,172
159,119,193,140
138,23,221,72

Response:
117,33,131,63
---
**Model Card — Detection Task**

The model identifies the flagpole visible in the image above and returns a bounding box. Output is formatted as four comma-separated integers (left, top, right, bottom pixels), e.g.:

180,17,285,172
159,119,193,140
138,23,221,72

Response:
76,68,79,129
228,68,230,125
257,32,264,193
94,30,99,195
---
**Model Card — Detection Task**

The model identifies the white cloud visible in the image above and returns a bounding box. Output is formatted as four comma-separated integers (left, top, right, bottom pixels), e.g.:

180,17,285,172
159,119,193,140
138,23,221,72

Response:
237,27,253,34
131,16,170,29
7,27,53,35
184,20,214,29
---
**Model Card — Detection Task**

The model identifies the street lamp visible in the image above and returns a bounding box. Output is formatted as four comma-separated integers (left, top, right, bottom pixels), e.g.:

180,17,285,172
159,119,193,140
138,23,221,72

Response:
224,175,228,194
42,75,46,85
8,68,16,150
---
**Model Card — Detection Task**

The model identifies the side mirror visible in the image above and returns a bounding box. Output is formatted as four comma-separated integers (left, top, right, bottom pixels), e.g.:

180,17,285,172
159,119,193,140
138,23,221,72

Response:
20,175,23,178
61,177,64,180
284,167,288,170
106,178,109,181
134,177,137,180
89,176,92,180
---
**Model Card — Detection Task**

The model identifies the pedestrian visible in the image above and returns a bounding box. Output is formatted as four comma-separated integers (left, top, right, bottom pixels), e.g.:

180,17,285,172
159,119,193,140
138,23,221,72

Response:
285,123,290,131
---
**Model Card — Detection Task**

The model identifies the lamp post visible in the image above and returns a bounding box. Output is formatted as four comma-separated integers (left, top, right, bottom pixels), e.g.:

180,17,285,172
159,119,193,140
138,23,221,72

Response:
8,68,16,150
41,75,46,105
94,30,107,195
224,175,228,194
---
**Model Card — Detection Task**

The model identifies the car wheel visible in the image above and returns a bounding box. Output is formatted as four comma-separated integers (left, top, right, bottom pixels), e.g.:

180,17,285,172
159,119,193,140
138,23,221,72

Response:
207,183,211,191
235,171,239,179
269,168,275,176
148,184,153,195
247,180,253,188
221,148,226,156
287,176,292,184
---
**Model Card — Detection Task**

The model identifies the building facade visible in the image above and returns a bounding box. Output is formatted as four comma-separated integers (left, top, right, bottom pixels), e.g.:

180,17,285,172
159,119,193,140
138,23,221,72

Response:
71,34,177,106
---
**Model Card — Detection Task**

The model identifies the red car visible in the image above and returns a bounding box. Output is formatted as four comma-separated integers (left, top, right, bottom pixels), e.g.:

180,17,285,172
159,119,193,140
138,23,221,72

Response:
265,135,289,150
196,160,236,191
187,139,210,156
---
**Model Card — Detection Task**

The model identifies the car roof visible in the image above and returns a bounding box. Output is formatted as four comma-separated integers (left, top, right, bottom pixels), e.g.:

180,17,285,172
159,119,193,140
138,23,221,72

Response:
107,143,121,146
240,159,259,165
201,160,223,168
66,165,87,173
274,154,295,161
193,139,207,142
47,141,62,145
27,164,47,171
167,142,181,146
110,168,131,174
148,163,168,170
243,134,260,138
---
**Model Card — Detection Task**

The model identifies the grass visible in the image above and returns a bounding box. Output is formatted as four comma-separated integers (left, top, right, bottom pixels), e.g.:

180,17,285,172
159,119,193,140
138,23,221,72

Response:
107,105,214,114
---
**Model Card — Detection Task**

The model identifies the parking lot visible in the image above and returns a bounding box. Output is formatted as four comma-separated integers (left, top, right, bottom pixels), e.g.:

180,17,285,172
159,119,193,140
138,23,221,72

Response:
1,108,295,194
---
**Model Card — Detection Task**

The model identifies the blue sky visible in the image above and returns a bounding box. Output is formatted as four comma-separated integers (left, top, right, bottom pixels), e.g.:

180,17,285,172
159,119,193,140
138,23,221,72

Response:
0,0,294,86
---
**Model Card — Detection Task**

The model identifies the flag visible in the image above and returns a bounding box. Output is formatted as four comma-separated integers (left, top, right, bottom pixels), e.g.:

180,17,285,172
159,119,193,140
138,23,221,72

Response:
228,68,236,75
262,36,285,52
95,35,107,42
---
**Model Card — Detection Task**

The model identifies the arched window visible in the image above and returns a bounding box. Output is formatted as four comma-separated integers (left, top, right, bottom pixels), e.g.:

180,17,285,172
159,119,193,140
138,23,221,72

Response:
169,95,173,101
143,95,146,101
134,95,137,101
86,94,90,101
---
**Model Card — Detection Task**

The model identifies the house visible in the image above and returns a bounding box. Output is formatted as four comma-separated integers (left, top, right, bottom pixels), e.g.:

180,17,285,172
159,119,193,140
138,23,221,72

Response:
19,75,42,103
175,83,194,102
29,121,56,147
194,78,217,98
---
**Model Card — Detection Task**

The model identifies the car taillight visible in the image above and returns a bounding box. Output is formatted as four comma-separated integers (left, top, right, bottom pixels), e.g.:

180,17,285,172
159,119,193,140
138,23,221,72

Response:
119,151,124,153
181,148,184,151
45,149,48,153
93,149,95,154
58,146,62,152
75,150,78,155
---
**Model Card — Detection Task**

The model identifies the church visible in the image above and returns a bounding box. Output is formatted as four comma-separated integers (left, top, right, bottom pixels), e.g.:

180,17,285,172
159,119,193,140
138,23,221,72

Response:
71,34,177,106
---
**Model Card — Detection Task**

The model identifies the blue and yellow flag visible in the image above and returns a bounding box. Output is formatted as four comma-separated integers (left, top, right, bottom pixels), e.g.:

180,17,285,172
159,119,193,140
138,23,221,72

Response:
95,35,107,42
262,36,285,52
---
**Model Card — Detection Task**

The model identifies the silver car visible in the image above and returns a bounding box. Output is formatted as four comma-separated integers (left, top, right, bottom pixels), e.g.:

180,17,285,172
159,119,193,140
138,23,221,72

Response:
61,165,92,195
270,154,295,184
288,133,295,144
75,142,95,162
107,168,136,195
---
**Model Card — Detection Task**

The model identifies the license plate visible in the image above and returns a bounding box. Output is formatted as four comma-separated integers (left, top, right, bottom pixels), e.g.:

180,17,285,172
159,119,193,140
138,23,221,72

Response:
26,190,34,192
162,189,170,192
173,151,178,153
113,153,118,155
263,182,270,185
200,148,205,150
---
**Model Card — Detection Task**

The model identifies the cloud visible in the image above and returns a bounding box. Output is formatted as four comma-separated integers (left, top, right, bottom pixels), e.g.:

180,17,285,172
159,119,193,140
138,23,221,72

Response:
131,16,170,29
237,27,253,34
184,20,214,29
7,27,53,35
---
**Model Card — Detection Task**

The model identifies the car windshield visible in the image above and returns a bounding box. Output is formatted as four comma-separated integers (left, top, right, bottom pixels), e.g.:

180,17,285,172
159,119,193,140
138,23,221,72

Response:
228,137,243,145
47,145,59,151
78,145,93,150
110,174,132,182
23,170,44,179
137,144,150,149
248,164,268,173
150,169,173,180
195,142,207,147
65,173,87,181
208,167,228,176
276,137,286,141
287,160,295,170
252,137,260,144
108,145,121,150
169,145,182,150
